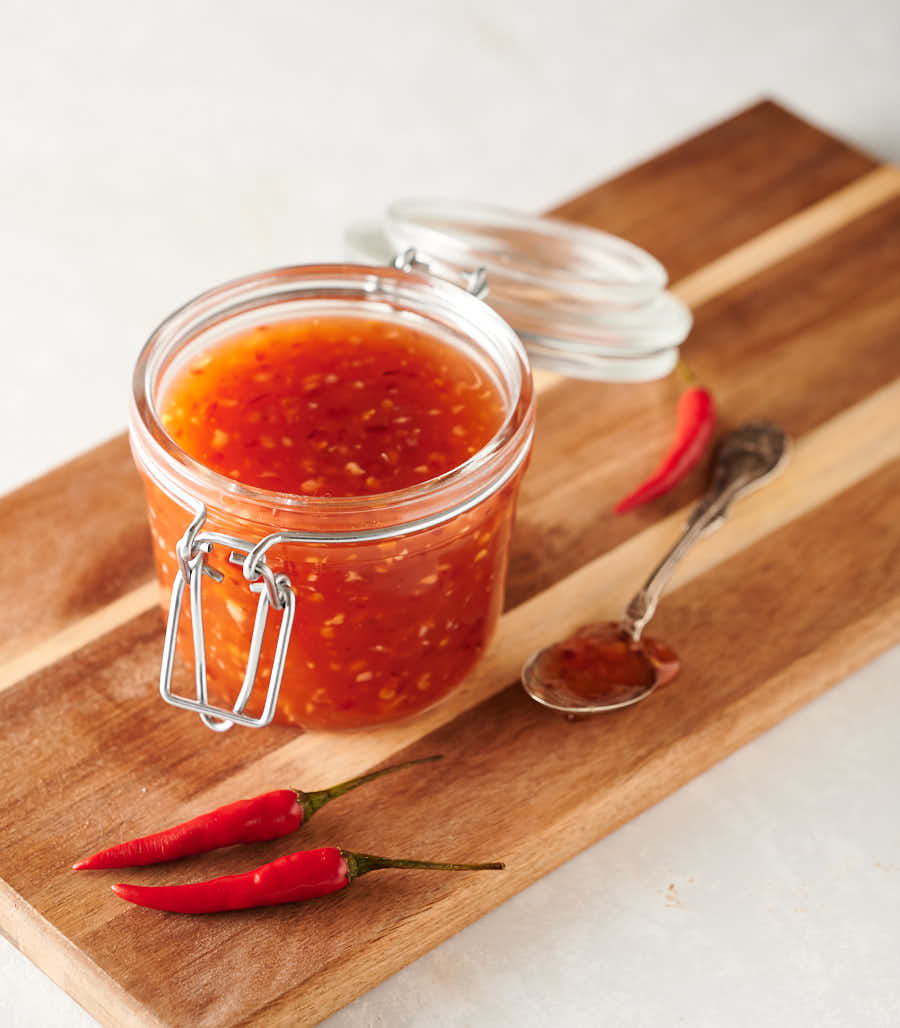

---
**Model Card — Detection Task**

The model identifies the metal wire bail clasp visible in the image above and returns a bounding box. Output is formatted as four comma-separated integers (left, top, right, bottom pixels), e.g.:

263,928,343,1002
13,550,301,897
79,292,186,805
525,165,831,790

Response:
159,505,296,732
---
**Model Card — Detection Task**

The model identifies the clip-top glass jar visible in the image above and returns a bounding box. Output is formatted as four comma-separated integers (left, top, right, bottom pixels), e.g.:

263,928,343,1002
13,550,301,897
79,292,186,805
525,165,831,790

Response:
130,259,534,732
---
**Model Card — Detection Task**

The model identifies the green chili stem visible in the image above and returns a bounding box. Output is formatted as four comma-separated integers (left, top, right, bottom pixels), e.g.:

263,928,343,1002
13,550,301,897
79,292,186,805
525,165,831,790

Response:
675,358,699,388
344,851,505,879
298,754,443,818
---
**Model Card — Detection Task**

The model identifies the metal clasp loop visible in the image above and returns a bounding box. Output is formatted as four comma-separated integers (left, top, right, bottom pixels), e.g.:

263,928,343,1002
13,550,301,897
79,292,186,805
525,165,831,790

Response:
392,248,488,299
160,505,296,731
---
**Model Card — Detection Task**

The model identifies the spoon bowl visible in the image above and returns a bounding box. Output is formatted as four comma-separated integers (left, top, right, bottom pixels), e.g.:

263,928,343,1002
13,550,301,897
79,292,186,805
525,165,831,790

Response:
522,621,679,714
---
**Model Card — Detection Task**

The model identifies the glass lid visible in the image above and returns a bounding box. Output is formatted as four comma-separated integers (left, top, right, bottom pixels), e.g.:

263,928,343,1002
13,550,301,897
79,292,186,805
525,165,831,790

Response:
344,199,692,382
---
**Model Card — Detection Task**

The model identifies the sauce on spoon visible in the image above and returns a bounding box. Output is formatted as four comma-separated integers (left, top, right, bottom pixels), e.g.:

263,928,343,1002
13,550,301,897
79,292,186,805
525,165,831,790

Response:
527,622,680,709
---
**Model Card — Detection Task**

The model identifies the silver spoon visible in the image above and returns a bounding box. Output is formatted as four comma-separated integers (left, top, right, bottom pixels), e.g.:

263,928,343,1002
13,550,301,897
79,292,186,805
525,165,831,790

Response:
521,421,791,714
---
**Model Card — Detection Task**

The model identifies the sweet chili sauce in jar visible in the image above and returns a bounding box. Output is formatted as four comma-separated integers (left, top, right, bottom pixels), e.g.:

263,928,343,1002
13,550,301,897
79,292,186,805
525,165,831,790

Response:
130,264,534,731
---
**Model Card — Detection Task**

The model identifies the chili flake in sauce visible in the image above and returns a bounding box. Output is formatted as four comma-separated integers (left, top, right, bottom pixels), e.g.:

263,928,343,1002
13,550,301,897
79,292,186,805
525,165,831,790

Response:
160,317,504,495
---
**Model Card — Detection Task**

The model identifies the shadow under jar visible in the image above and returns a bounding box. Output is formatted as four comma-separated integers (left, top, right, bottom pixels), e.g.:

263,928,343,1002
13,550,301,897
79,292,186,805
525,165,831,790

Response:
130,263,535,731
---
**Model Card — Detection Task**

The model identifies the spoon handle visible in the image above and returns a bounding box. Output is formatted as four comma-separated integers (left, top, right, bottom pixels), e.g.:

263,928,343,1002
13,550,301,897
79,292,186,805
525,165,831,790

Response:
620,483,740,641
620,421,790,641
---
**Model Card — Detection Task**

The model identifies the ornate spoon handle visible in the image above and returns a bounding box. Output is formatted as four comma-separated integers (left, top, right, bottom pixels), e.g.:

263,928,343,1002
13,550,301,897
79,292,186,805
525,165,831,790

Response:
621,421,790,641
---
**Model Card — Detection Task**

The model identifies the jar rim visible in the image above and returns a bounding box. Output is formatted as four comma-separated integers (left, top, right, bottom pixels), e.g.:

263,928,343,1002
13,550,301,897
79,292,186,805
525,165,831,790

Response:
130,262,535,535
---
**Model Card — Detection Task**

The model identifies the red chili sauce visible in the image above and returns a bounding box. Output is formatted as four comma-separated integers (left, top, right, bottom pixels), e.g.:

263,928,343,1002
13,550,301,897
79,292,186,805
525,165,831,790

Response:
149,316,512,730
532,622,680,708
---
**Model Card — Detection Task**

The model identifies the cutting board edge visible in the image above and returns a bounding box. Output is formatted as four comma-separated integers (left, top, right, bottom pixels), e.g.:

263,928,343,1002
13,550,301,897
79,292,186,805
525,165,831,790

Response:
0,876,163,1028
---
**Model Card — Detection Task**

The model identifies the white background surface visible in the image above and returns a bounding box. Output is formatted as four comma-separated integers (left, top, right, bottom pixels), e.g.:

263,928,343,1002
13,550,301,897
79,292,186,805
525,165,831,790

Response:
2,1,899,1025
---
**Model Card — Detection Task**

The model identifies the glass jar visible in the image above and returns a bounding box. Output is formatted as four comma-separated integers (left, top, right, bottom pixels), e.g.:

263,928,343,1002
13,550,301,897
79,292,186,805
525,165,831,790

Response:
129,262,534,732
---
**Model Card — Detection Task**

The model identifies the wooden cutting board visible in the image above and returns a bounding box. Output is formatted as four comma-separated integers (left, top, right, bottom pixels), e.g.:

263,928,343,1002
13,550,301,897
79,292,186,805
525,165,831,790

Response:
3,99,900,1027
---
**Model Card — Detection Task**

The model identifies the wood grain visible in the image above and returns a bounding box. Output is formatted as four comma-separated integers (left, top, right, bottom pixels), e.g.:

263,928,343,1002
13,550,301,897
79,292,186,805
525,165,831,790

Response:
0,436,151,665
2,100,900,1027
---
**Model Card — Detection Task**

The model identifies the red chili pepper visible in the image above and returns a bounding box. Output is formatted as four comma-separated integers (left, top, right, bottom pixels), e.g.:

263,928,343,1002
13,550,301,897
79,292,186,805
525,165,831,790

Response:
614,363,716,514
73,755,441,870
111,846,504,913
